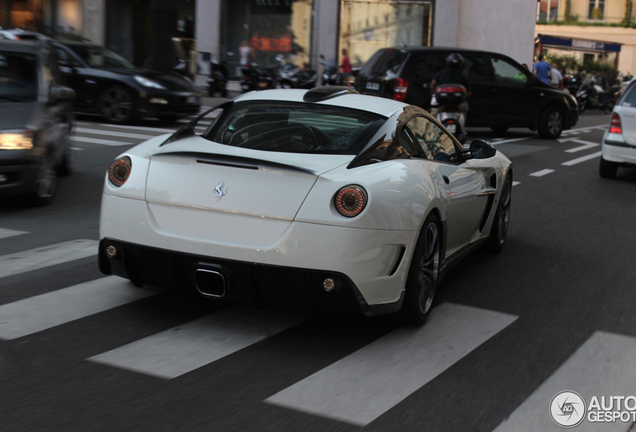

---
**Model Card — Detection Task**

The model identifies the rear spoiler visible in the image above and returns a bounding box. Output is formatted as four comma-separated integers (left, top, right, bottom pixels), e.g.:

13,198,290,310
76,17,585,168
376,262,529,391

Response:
161,99,234,146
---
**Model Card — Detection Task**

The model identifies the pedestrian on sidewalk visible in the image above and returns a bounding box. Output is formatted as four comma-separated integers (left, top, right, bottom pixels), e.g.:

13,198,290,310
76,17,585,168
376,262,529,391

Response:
533,55,551,85
550,63,563,89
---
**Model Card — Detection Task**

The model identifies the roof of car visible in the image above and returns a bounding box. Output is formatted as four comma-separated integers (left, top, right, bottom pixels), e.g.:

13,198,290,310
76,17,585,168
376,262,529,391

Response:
0,40,41,53
382,46,497,55
234,88,407,117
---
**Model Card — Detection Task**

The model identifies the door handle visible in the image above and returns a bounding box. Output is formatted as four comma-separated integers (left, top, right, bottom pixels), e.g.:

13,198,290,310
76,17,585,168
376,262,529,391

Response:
476,188,497,196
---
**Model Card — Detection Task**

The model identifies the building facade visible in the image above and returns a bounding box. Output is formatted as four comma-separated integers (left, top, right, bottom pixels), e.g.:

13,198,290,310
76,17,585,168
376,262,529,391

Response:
536,0,636,74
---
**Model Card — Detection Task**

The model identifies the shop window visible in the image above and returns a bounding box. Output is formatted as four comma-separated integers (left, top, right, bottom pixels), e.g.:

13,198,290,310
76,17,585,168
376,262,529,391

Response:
339,0,433,67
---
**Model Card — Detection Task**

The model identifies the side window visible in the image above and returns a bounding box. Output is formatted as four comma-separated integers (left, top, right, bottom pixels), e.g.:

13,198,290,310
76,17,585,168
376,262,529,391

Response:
403,116,458,162
462,54,491,82
56,47,80,68
620,83,636,107
490,56,528,87
409,53,446,82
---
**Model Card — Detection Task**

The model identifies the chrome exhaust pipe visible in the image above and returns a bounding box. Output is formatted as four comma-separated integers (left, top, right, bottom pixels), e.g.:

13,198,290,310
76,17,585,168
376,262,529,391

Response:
193,267,226,298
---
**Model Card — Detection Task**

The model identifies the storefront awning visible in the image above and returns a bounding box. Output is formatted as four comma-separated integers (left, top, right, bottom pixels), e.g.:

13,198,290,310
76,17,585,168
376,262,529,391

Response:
537,34,621,53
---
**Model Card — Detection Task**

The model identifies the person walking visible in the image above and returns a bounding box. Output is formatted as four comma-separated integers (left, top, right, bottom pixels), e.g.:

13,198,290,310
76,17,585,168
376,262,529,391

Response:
341,48,352,88
533,55,551,84
550,63,563,89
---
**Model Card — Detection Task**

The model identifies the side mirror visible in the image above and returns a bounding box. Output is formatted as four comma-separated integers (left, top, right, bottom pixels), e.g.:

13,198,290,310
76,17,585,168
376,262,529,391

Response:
469,139,496,159
49,85,75,104
58,60,75,74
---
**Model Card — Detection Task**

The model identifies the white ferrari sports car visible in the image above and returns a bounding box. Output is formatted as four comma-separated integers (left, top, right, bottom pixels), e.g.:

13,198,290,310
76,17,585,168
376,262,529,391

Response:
99,86,512,324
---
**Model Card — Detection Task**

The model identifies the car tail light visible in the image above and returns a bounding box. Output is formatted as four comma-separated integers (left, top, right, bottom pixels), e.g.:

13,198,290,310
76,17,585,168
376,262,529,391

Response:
609,112,622,134
108,156,132,187
436,85,466,94
393,78,409,101
334,185,367,218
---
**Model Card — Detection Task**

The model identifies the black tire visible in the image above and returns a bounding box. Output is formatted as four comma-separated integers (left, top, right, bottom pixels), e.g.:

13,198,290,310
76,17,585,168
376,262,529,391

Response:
599,157,618,179
490,126,509,133
486,175,512,253
30,153,58,206
537,106,564,139
98,85,135,124
400,214,441,325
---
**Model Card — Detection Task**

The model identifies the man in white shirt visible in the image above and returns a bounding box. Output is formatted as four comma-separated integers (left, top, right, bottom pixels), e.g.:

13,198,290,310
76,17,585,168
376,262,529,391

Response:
550,63,563,89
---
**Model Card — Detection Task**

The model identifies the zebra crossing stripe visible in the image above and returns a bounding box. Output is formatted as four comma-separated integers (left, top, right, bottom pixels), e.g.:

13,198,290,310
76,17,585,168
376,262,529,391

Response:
0,228,28,240
74,127,157,140
265,303,517,426
71,136,130,146
75,122,175,134
0,239,98,279
88,306,307,379
492,331,636,432
0,276,161,340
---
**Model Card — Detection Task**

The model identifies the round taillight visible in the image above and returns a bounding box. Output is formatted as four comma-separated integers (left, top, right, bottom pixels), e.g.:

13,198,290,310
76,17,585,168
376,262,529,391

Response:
334,185,367,218
108,156,132,187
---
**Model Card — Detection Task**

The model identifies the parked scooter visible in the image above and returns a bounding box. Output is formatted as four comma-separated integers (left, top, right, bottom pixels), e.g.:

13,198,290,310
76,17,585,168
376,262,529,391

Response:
280,63,318,89
431,83,468,144
240,64,279,92
575,76,618,113
320,55,344,86
207,59,228,97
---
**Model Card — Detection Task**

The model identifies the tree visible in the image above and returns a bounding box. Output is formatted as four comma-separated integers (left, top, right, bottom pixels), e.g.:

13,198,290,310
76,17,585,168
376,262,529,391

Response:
144,0,178,73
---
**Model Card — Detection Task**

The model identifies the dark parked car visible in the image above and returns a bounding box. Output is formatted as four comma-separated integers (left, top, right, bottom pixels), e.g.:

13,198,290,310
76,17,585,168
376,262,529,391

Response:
52,42,201,123
357,47,579,138
0,39,75,205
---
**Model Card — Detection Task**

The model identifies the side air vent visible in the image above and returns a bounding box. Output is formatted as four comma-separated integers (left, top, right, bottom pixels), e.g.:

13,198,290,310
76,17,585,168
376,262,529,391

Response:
303,86,360,103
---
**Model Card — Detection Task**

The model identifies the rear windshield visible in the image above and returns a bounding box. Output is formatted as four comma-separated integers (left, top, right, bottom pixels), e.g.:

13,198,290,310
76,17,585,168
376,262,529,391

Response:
360,49,407,76
620,82,636,107
205,101,385,155
0,51,38,102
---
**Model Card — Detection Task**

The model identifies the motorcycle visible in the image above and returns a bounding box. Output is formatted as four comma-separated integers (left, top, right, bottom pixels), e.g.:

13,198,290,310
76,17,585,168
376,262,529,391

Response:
575,76,618,113
240,64,279,92
207,59,228,97
280,64,318,89
431,83,468,144
320,55,344,86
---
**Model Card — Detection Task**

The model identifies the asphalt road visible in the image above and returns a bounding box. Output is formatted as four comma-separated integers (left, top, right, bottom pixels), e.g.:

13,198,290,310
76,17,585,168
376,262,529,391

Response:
1,110,635,432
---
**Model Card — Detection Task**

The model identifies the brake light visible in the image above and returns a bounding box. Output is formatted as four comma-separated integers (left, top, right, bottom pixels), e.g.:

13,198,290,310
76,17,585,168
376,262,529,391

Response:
334,185,367,218
610,112,622,134
436,85,466,94
108,156,132,187
393,78,408,101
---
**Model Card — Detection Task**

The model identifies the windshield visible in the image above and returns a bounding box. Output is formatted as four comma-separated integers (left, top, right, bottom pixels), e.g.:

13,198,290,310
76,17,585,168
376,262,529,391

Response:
67,45,134,69
0,52,38,102
205,101,385,154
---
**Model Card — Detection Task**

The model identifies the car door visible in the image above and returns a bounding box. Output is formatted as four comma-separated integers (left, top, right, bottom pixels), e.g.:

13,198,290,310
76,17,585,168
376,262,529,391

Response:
54,44,93,110
461,53,494,127
400,113,492,257
479,54,536,127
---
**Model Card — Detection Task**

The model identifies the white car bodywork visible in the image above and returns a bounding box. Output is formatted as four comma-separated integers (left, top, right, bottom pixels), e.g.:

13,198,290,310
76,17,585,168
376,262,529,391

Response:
601,82,636,169
99,89,512,316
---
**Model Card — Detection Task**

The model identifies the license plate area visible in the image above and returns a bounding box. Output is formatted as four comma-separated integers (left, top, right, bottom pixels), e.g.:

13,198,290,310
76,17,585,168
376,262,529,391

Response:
258,82,269,88
366,82,380,90
187,96,198,104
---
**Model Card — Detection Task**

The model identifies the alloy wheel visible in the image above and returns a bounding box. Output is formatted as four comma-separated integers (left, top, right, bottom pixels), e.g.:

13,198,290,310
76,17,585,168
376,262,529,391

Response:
547,111,563,136
418,221,440,314
101,88,133,123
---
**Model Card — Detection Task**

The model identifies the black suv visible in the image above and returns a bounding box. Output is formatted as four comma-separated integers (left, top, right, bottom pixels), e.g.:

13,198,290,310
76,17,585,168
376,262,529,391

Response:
0,39,75,205
357,47,579,138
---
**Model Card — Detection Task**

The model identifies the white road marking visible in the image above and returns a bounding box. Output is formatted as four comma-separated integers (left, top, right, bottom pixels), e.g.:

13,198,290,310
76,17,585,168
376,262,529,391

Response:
265,303,517,427
75,122,175,134
88,307,308,379
512,181,521,186
72,136,131,146
492,331,636,432
562,151,602,166
0,239,98,279
71,147,84,151
529,169,555,177
0,228,27,240
0,277,161,340
558,137,601,153
74,127,156,140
